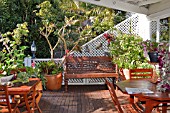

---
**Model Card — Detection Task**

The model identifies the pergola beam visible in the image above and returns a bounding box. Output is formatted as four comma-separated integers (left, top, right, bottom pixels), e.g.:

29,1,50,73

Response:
77,0,148,14
148,8,170,20
147,0,170,19
138,0,162,6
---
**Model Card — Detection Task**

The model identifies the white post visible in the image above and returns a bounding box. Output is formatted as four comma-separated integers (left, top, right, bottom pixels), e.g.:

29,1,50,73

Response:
156,19,160,42
138,14,151,40
24,57,32,67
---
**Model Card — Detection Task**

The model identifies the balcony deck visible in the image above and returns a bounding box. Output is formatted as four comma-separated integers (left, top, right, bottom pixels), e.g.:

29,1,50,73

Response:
37,85,129,113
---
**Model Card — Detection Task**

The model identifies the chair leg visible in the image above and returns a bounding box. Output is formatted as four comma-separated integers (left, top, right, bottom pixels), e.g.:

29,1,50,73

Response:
35,102,42,113
15,108,21,113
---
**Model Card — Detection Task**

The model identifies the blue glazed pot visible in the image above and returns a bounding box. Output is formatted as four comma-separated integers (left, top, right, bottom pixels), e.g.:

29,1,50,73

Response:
148,51,158,63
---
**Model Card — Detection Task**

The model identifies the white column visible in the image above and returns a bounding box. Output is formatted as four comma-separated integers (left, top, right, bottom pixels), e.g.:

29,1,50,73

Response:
156,19,160,42
138,14,151,40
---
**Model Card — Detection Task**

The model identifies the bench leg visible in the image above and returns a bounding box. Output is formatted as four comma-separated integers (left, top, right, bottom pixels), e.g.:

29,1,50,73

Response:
65,78,68,92
112,77,118,90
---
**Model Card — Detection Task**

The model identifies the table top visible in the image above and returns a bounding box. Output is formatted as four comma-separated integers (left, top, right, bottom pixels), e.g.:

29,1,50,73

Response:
8,78,40,94
116,79,170,101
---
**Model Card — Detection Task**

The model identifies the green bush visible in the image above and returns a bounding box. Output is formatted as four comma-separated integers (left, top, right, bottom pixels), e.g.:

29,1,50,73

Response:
109,32,147,69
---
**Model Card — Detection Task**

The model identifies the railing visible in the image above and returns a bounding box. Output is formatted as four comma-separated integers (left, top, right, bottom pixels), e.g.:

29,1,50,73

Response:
32,58,63,64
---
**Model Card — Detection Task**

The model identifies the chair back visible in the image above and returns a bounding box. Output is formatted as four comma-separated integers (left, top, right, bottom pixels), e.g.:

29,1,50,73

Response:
105,78,123,113
129,68,153,80
0,85,12,112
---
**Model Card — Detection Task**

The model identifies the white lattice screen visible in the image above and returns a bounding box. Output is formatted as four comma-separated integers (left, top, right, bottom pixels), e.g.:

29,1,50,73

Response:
150,21,157,39
115,14,139,35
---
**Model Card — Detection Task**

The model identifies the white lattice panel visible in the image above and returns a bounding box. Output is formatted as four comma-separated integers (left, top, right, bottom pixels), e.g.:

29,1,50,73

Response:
72,33,110,57
150,21,157,38
115,14,139,35
160,25,168,35
68,78,114,85
32,58,63,65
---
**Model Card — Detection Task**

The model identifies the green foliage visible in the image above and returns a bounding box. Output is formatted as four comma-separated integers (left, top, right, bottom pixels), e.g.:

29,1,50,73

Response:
35,1,80,60
25,66,46,89
109,31,147,69
14,72,30,84
0,0,121,58
0,22,29,75
80,7,115,42
37,61,63,75
36,1,57,22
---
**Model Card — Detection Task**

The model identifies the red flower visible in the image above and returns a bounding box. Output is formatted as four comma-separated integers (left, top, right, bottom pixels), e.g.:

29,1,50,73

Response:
103,33,113,44
31,62,35,68
66,49,69,54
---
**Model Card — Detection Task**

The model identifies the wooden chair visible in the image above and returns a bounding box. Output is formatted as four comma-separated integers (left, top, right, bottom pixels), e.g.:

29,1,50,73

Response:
0,85,20,113
129,69,163,112
16,83,42,113
105,78,144,113
129,68,153,80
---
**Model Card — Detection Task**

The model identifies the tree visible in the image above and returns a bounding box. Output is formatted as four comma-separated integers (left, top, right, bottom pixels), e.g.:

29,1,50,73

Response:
36,1,80,60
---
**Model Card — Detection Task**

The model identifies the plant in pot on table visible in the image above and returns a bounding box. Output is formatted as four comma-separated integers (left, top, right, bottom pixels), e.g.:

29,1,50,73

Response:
109,31,153,79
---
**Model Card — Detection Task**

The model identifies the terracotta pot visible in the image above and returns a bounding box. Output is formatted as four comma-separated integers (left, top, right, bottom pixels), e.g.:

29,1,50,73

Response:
18,68,26,72
45,73,62,90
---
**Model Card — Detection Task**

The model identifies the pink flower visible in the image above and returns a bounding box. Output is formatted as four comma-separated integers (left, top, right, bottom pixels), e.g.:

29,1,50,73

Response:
66,49,69,54
31,62,35,68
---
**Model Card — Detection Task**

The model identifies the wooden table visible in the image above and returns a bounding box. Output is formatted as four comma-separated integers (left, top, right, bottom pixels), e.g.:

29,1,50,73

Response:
116,79,170,113
8,78,40,113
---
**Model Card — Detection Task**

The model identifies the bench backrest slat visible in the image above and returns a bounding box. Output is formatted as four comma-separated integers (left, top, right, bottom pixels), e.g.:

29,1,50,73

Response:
65,56,117,74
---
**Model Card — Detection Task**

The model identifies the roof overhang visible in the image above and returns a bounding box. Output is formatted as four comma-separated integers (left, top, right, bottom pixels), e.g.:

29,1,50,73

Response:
76,0,170,20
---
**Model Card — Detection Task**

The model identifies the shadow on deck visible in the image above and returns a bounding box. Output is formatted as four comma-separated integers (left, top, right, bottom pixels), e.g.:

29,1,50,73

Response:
37,85,129,113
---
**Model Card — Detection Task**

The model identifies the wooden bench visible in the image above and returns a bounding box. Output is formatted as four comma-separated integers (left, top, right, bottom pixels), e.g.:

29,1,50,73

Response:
64,56,118,91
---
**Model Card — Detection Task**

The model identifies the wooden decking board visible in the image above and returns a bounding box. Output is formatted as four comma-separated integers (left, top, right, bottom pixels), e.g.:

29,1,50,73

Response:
36,85,129,113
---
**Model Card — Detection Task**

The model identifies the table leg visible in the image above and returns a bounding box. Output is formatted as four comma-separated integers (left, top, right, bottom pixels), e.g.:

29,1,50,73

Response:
144,100,159,113
23,94,32,113
129,95,134,104
162,103,167,113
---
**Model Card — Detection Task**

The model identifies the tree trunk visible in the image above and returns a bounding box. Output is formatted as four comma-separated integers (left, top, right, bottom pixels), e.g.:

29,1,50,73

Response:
51,49,54,60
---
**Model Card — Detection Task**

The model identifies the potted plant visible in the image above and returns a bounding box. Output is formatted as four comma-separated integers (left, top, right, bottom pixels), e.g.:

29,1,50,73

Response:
0,22,29,81
109,31,149,79
142,40,159,63
37,61,63,90
35,1,80,90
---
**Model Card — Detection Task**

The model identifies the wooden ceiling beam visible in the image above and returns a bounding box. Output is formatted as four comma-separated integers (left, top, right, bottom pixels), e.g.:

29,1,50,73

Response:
138,0,162,6
77,0,148,14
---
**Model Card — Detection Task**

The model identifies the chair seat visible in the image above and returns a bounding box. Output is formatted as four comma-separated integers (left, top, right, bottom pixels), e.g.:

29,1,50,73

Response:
0,102,19,113
0,85,20,113
17,90,42,113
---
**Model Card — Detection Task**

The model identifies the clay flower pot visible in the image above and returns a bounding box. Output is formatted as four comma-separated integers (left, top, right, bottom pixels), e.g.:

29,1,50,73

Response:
45,73,62,90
